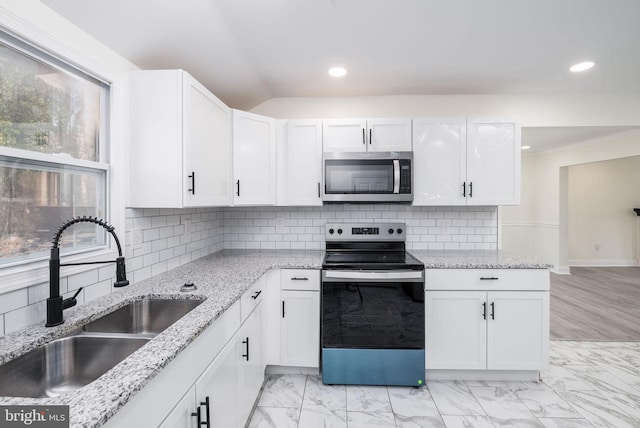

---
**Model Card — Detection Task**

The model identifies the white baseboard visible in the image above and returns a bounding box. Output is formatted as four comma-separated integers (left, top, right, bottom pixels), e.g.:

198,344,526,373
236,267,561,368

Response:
568,259,637,267
550,266,571,275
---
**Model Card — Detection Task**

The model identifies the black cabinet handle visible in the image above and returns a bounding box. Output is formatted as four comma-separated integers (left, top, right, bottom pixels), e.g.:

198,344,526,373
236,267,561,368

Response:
469,182,473,197
490,302,495,320
482,302,487,320
291,277,309,281
188,172,195,194
201,396,211,428
242,337,250,361
191,407,201,426
251,290,262,300
362,128,366,144
480,277,499,281
318,182,321,198
282,300,285,318
462,182,466,197
236,179,240,197
369,128,372,145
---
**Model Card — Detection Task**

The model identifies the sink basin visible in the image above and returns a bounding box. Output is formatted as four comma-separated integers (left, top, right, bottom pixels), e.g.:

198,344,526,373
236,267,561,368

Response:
0,335,149,398
82,298,204,335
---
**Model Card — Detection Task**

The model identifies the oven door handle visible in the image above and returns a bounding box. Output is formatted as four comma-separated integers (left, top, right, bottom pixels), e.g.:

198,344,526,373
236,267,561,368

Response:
323,270,423,282
393,159,400,194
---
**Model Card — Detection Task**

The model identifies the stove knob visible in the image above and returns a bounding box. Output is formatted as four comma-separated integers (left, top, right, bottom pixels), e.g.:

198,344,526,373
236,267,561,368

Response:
329,228,334,234
397,228,403,234
388,228,394,234
337,228,343,235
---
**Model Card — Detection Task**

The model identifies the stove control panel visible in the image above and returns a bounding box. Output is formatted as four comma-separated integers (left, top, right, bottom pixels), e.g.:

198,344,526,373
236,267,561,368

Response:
325,223,406,241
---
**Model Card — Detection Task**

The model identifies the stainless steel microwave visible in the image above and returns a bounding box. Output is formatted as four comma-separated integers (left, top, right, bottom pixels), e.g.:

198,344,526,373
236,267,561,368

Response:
322,151,413,203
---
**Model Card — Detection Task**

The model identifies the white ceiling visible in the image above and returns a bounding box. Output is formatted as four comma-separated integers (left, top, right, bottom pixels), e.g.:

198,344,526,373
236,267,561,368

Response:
40,0,640,150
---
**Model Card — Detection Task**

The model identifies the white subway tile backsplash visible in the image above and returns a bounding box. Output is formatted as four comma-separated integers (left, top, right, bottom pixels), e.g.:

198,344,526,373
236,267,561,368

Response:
5,301,46,334
27,282,49,304
0,288,28,314
84,279,112,303
68,270,99,293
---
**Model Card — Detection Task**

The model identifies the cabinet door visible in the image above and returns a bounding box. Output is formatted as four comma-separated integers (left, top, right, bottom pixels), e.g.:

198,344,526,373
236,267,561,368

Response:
195,335,240,428
466,118,521,205
487,291,549,370
322,119,368,152
367,118,412,151
159,386,197,428
237,303,265,425
412,118,467,206
284,120,323,205
183,74,232,206
233,110,276,205
425,291,487,370
280,290,320,367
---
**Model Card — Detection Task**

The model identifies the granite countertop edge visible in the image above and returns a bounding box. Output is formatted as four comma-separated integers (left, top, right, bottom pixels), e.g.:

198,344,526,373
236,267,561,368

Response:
0,248,549,427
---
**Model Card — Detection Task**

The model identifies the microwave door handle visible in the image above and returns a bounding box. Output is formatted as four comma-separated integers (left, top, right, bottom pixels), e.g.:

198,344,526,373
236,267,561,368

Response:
393,159,400,194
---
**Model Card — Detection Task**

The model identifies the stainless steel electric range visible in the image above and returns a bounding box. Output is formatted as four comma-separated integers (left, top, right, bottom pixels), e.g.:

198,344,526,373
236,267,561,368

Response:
321,222,425,387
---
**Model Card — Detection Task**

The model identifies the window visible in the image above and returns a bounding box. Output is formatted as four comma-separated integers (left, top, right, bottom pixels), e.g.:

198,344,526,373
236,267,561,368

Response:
0,33,109,267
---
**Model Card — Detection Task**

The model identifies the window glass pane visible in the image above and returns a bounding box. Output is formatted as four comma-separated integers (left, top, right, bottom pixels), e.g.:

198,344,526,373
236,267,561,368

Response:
0,41,101,161
0,156,106,266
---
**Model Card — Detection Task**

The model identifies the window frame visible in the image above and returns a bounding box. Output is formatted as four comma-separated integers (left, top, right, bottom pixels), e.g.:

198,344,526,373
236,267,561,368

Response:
0,27,122,294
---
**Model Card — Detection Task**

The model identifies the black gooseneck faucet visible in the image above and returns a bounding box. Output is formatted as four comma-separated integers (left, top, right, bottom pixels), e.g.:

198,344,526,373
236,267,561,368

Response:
46,216,129,327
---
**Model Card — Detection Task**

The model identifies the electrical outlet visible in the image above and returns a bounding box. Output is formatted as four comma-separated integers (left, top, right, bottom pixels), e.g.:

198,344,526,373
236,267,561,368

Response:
132,228,143,249
441,220,451,235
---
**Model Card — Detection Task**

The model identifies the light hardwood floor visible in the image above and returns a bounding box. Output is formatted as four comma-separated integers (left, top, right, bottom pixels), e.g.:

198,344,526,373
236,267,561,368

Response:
551,266,640,341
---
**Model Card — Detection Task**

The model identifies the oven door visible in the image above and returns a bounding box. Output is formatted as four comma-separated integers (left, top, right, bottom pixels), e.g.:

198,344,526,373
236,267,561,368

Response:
321,269,425,386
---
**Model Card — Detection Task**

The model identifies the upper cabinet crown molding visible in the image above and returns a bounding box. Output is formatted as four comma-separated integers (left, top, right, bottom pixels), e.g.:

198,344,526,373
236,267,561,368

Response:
322,118,412,152
127,69,232,208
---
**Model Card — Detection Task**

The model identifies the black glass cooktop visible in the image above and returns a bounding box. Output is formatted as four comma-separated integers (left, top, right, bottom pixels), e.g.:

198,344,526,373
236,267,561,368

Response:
323,250,424,271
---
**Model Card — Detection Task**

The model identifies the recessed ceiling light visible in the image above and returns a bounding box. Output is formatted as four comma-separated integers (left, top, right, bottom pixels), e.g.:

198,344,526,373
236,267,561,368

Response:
521,145,531,150
328,66,347,77
569,61,595,72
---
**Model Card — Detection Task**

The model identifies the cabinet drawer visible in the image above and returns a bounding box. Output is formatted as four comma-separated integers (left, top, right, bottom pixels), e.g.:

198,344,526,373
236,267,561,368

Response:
425,269,549,291
281,269,320,291
241,280,265,322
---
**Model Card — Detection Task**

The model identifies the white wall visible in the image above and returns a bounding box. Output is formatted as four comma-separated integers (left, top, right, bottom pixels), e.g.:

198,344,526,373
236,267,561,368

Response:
567,156,640,266
502,131,640,272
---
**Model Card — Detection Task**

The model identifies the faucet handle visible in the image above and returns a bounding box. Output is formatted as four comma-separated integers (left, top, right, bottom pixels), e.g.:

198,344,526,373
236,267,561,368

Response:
62,287,83,310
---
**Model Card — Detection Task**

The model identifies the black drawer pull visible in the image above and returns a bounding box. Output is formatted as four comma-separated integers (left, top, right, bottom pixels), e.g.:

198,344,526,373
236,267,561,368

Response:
282,301,285,318
188,172,195,194
490,302,495,320
242,337,249,361
251,290,262,300
480,277,499,280
482,302,487,320
291,277,308,281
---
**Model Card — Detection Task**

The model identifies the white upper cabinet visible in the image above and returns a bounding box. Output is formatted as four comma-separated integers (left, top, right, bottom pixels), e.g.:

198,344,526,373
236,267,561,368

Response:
413,118,467,206
466,118,521,206
278,120,323,206
127,69,231,208
323,118,412,152
412,117,520,206
232,110,276,205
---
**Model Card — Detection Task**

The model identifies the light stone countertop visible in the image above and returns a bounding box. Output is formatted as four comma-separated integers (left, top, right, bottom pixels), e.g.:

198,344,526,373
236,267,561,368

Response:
0,249,549,427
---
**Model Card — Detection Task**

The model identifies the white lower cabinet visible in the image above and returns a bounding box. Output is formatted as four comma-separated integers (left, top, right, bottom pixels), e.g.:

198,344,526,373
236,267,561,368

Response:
425,269,550,378
237,303,265,424
426,291,549,370
280,269,320,368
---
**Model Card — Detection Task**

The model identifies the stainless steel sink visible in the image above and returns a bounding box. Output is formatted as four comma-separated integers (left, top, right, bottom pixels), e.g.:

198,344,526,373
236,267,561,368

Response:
82,298,204,335
0,335,149,398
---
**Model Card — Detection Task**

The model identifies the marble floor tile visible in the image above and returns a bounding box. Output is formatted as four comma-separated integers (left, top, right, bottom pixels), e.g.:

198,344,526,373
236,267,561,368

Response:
387,386,439,417
537,417,595,428
347,411,396,428
507,382,582,418
346,385,392,412
297,403,346,428
542,364,595,392
554,389,639,428
441,415,495,428
248,406,300,428
257,374,307,408
427,381,486,416
469,386,541,425
394,413,446,428
303,376,346,411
